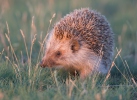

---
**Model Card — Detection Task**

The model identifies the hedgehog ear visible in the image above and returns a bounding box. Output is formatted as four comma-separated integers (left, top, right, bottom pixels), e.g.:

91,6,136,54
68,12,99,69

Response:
71,40,80,53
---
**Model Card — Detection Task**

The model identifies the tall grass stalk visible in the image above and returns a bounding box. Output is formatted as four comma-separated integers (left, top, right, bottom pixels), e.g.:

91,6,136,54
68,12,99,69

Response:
31,13,56,89
42,13,56,46
6,21,10,35
5,56,21,82
0,49,4,60
103,48,122,84
114,62,129,82
5,34,21,76
20,29,31,84
116,48,131,80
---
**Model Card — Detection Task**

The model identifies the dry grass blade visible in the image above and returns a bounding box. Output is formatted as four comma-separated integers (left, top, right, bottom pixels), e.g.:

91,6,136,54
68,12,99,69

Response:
30,34,37,65
31,16,37,35
5,34,20,68
95,93,101,100
0,49,4,59
103,48,122,84
6,21,10,35
125,60,135,80
119,94,122,100
0,33,8,53
5,56,19,79
113,62,129,82
116,48,130,80
20,29,29,61
132,78,137,87
42,13,56,46
0,91,4,100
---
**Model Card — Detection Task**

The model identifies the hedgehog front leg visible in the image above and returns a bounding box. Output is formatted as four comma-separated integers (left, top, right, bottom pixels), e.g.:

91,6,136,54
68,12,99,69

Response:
79,68,92,79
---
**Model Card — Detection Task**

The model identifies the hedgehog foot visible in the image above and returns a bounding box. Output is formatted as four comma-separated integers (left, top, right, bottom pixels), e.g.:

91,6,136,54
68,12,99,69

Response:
79,69,92,79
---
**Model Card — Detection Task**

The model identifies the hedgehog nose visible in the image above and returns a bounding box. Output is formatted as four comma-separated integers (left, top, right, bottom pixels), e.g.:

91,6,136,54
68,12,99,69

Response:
40,60,44,67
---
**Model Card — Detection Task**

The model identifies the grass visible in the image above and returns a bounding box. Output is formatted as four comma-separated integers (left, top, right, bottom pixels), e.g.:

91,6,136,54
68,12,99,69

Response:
0,0,137,100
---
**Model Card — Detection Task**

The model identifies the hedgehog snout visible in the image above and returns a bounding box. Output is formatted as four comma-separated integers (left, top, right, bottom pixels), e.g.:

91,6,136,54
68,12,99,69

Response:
40,59,45,67
40,58,56,68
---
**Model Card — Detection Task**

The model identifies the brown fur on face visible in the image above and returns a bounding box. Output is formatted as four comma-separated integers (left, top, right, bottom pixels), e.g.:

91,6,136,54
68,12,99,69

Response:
40,33,81,68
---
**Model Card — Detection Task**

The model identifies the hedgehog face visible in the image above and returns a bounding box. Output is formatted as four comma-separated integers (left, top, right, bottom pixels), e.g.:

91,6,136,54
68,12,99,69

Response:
40,30,81,68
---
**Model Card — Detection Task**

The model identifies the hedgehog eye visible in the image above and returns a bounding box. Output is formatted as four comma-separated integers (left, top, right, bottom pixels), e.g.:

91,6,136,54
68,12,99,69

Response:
56,51,61,57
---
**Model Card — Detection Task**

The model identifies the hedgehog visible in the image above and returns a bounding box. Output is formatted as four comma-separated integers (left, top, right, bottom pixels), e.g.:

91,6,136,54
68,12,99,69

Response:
40,8,114,79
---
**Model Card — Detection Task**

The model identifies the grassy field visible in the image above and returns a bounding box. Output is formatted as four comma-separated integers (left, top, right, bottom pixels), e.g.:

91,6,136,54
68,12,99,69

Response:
0,0,137,99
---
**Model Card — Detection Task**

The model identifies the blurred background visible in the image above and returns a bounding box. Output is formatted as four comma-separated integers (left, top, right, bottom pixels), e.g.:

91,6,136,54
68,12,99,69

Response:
0,0,137,68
